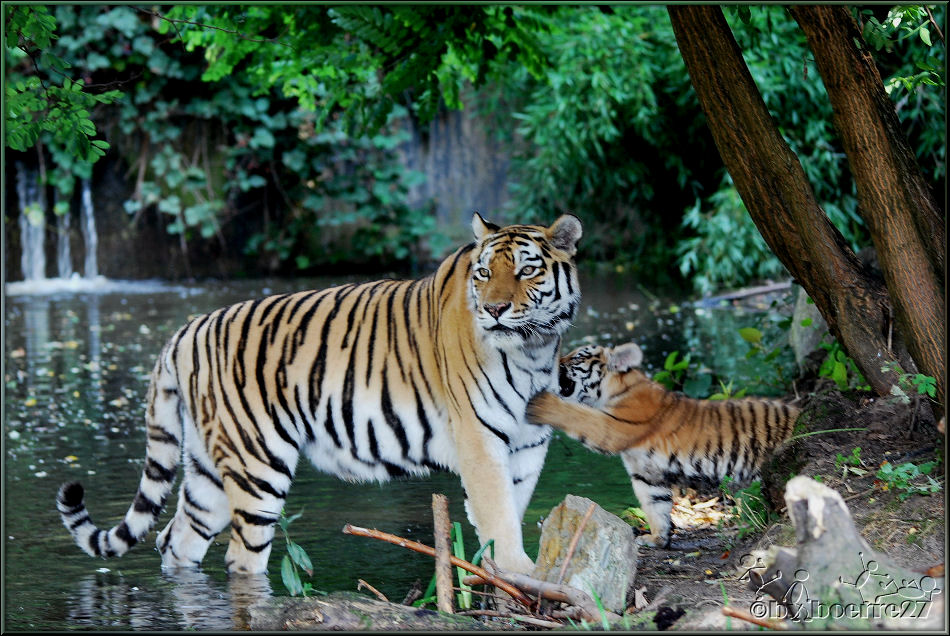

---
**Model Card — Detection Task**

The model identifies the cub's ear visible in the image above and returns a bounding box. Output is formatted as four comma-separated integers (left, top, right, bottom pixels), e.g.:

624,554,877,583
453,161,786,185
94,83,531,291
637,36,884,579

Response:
547,214,583,256
472,212,500,239
607,342,643,372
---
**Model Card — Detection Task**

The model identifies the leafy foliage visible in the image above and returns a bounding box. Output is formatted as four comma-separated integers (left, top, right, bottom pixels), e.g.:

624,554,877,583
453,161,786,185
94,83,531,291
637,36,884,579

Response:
676,179,786,296
719,477,775,540
499,6,714,276
6,4,944,284
875,460,942,500
278,508,317,597
5,6,121,195
818,338,871,392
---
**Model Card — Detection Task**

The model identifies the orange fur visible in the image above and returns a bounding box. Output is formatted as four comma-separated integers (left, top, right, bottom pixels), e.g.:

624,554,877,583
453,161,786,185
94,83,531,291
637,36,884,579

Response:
527,342,800,546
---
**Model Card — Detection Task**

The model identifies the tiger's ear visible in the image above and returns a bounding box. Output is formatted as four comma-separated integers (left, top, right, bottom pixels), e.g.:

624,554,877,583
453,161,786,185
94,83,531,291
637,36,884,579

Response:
547,214,583,256
607,342,643,372
472,212,500,239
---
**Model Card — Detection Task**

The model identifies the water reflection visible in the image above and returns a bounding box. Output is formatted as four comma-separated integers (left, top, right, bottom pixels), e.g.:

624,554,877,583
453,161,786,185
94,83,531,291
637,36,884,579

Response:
166,570,273,630
59,568,271,630
21,297,51,380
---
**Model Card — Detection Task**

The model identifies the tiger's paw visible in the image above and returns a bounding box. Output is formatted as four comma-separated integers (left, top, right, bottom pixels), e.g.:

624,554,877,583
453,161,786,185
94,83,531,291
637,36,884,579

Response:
493,549,536,575
635,533,671,549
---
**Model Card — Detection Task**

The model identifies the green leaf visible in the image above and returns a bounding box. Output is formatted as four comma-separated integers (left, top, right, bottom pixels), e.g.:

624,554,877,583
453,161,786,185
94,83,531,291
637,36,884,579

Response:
281,555,304,596
920,26,932,46
738,327,763,344
663,351,679,371
683,373,713,399
831,360,848,390
287,541,313,575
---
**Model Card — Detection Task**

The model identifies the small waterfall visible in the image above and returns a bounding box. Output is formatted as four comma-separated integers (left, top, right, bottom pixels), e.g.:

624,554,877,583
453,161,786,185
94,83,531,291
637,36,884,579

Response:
80,178,98,279
16,161,47,281
56,191,74,279
9,164,187,297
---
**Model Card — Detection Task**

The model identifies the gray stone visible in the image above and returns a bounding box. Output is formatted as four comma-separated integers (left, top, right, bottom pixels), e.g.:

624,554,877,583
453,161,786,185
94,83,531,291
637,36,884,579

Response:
532,494,638,613
789,285,828,375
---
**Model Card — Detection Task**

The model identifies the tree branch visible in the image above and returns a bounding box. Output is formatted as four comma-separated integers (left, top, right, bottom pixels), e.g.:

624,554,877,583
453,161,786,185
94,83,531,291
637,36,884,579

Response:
341,524,534,608
133,7,298,51
924,6,945,43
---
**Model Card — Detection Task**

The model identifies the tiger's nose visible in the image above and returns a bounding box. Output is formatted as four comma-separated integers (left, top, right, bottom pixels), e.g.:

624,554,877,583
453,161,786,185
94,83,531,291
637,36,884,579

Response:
484,301,512,320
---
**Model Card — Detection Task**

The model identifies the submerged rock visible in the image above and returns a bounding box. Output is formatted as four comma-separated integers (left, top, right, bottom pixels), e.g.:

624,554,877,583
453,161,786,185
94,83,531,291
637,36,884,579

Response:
532,494,638,613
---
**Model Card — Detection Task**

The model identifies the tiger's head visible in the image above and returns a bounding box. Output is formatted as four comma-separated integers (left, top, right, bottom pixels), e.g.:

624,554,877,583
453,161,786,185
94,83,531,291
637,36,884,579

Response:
469,213,582,346
557,342,646,407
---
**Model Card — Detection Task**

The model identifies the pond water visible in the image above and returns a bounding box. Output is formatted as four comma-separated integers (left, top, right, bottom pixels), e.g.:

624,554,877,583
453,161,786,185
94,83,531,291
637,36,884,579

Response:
3,269,795,630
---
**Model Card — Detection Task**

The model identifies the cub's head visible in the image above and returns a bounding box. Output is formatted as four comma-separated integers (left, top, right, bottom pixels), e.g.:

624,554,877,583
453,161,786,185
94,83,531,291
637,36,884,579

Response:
469,213,582,346
557,342,647,407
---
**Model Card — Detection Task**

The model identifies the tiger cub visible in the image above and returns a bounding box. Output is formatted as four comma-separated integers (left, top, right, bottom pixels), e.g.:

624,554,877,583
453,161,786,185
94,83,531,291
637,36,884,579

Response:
526,342,799,547
57,213,582,575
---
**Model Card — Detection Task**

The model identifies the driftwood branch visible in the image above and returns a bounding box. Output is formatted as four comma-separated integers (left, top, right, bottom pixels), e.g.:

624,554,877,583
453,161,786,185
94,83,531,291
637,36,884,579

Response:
456,609,564,629
464,556,621,624
341,524,534,608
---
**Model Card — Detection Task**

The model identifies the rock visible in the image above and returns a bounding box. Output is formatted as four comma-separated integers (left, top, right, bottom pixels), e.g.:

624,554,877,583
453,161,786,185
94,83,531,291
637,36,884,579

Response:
788,285,828,375
247,591,489,631
532,494,638,613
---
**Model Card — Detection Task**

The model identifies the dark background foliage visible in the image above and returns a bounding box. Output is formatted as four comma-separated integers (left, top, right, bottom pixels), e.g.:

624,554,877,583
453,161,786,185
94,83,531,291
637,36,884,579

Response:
5,5,945,291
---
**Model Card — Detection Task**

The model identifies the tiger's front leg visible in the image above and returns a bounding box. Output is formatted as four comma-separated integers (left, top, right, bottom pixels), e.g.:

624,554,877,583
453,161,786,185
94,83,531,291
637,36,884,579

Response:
508,430,551,524
453,416,535,574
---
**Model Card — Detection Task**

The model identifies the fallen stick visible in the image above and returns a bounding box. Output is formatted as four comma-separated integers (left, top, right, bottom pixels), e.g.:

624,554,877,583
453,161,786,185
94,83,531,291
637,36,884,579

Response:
696,280,792,306
431,494,454,614
722,606,788,630
356,578,389,603
341,524,533,608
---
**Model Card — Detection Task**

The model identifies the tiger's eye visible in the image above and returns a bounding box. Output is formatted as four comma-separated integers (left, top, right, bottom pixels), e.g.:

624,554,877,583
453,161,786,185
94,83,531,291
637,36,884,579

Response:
519,266,537,278
476,267,490,279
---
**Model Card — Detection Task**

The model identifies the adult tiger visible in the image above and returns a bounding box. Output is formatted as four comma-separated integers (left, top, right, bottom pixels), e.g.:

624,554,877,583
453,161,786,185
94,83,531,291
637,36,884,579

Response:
57,213,582,575
527,342,799,547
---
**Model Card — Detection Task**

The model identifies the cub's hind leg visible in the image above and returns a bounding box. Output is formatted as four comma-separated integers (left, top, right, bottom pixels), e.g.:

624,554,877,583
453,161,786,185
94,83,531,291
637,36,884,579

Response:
622,452,673,548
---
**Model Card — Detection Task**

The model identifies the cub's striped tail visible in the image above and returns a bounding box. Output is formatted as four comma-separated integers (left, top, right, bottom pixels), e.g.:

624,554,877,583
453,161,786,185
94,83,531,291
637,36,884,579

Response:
56,354,183,560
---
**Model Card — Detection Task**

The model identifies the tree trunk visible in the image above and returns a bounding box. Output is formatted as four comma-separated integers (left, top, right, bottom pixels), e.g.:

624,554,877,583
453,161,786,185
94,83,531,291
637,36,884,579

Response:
789,4,945,411
666,5,920,405
746,476,944,629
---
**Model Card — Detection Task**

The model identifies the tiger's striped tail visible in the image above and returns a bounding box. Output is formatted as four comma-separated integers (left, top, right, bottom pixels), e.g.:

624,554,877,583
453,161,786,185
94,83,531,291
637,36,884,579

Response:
56,353,183,560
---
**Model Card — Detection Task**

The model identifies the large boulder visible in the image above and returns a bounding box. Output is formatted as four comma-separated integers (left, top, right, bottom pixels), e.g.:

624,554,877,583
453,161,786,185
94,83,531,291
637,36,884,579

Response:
532,494,638,613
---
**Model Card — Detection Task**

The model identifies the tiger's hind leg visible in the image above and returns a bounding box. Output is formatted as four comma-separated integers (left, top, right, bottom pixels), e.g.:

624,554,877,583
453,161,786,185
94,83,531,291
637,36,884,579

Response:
220,459,297,575
630,477,673,547
157,416,231,569
622,453,673,548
